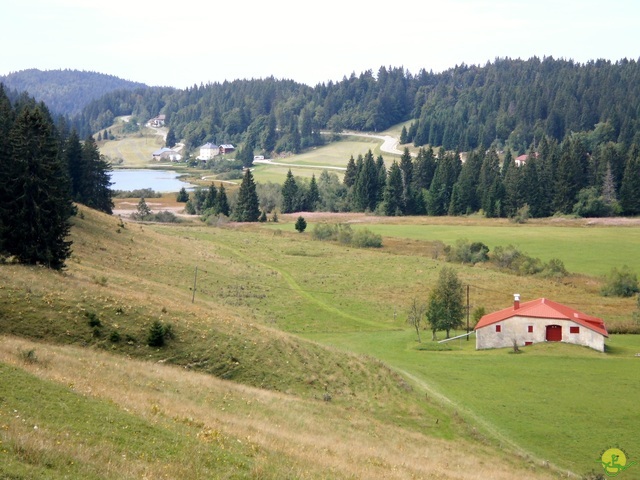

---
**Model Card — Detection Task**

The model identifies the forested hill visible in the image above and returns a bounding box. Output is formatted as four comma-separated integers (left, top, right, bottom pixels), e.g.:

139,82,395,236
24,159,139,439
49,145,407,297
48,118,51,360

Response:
0,69,147,116
72,57,640,156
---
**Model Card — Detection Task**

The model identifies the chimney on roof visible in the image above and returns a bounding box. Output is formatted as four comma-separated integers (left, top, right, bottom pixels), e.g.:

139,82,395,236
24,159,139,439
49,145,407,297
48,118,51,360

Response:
514,293,520,310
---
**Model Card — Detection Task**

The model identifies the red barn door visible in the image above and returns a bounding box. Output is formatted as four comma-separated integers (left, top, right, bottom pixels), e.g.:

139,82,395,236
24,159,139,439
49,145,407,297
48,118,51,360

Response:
546,325,562,342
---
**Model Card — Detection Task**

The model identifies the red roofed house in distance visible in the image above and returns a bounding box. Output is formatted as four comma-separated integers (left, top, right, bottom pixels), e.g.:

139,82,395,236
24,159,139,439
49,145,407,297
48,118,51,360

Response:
475,294,608,352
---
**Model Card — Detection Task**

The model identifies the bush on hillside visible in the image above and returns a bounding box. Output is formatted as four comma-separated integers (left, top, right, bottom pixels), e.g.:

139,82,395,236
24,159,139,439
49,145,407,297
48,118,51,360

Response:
601,266,639,297
445,238,489,264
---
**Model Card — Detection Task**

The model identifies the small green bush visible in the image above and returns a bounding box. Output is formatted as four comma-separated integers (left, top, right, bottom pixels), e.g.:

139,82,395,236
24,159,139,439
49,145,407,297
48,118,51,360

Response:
147,320,175,347
445,238,489,264
351,228,382,248
601,266,639,297
86,312,102,328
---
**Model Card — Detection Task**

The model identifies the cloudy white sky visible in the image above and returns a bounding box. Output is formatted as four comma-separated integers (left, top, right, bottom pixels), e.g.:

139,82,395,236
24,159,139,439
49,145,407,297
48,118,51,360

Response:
3,0,639,88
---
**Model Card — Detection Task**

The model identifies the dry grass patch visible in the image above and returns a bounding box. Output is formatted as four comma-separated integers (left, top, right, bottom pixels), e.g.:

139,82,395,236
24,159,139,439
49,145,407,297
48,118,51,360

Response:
0,337,557,479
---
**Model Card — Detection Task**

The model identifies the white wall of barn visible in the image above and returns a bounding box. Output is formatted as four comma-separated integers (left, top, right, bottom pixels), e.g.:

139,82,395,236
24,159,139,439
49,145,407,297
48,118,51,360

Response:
476,316,605,352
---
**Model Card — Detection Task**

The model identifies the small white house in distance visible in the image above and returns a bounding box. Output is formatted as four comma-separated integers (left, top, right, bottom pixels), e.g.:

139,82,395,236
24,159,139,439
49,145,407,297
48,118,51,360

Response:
198,143,219,161
475,295,608,352
152,147,181,162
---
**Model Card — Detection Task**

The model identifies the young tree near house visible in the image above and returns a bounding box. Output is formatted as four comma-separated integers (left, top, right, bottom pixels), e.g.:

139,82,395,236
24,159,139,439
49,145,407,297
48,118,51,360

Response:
426,266,465,339
234,169,260,221
407,298,427,343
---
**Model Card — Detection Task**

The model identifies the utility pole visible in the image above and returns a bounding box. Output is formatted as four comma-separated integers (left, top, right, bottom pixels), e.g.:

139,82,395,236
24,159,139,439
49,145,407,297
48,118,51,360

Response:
466,284,470,341
192,266,198,303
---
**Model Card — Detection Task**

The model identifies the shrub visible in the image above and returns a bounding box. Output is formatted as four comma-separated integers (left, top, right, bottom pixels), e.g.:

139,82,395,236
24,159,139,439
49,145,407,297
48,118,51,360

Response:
336,224,353,244
601,266,639,297
491,245,524,270
147,320,175,347
311,223,337,241
351,228,383,248
445,238,489,264
85,312,102,328
510,204,531,224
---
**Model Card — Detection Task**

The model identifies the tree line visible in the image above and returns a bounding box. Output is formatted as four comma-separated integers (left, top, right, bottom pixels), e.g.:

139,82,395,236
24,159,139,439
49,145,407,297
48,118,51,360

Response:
0,85,114,270
69,57,640,162
263,134,640,219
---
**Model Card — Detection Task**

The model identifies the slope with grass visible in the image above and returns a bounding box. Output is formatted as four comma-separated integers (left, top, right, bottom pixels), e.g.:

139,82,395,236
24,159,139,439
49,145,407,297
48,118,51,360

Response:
0,206,564,479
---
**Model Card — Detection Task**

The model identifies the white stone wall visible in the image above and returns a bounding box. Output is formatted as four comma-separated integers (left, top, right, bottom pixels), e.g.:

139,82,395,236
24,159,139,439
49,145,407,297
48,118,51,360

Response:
476,315,605,352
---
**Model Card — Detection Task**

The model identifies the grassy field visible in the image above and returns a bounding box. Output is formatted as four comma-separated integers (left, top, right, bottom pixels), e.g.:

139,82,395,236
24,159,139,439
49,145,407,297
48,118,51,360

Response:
0,206,569,479
98,121,166,168
3,123,640,477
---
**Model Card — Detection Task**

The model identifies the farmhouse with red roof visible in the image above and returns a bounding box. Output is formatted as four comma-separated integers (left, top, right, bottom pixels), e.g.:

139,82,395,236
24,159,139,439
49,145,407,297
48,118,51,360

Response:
475,294,608,352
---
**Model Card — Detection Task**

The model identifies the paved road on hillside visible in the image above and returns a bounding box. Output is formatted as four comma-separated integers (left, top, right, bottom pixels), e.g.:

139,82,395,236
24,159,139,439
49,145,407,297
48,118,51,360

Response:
253,130,406,171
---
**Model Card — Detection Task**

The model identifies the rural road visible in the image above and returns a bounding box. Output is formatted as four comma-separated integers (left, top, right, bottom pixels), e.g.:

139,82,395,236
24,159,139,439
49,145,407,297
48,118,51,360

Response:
253,130,406,170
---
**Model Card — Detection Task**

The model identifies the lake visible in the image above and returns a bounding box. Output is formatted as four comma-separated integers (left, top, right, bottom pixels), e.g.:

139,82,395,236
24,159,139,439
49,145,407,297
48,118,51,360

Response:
109,169,196,193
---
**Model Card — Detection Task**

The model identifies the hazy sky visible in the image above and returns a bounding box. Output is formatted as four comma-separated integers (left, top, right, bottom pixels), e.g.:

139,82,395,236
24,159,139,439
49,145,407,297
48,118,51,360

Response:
3,0,639,88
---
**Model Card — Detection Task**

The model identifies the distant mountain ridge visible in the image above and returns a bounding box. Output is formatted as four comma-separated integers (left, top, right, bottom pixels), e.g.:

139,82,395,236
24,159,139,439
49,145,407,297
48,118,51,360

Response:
0,68,147,116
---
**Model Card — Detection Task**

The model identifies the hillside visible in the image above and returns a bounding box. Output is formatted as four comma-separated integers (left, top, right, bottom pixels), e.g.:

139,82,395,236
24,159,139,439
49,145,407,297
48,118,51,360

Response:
0,69,147,116
0,205,569,479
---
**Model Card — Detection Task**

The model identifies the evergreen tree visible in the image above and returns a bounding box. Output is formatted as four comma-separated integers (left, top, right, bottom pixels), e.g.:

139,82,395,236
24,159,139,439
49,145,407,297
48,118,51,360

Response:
399,147,415,214
502,156,524,217
281,169,299,213
166,128,176,148
619,145,640,215
5,106,73,269
65,130,85,201
202,183,218,211
375,154,387,204
262,113,277,153
234,169,260,221
478,147,501,217
413,146,436,191
451,147,482,214
383,161,404,216
343,155,357,187
176,187,189,202
80,135,113,214
294,216,307,232
307,173,320,212
553,137,585,214
0,85,15,252
399,125,408,144
353,150,379,212
427,149,460,216
214,184,230,217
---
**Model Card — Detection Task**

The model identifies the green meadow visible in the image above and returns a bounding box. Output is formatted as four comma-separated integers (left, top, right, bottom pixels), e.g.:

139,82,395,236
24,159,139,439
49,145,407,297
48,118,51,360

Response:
3,124,640,478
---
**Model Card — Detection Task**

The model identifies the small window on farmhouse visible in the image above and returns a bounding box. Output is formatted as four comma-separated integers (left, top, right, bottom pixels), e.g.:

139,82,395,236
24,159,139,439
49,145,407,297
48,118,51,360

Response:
570,326,580,334
527,325,533,333
525,341,533,346
495,325,501,333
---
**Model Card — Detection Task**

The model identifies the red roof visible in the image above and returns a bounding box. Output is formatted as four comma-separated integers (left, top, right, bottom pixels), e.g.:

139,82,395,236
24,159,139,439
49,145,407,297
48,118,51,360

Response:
475,298,608,337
